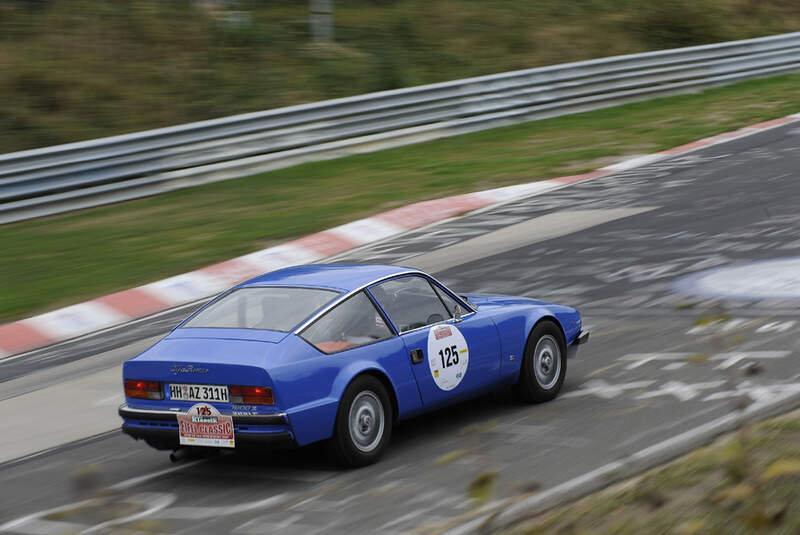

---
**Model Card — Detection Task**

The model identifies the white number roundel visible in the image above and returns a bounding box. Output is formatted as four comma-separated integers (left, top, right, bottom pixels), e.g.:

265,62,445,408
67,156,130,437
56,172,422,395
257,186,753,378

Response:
427,324,469,391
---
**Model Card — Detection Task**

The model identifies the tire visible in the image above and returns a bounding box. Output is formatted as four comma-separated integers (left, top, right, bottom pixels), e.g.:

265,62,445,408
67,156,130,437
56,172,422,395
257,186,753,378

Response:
327,375,393,467
516,320,567,403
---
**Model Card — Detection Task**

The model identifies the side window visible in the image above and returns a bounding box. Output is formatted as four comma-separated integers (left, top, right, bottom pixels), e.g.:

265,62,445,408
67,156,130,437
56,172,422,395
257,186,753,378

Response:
371,276,450,333
432,284,464,316
301,291,393,354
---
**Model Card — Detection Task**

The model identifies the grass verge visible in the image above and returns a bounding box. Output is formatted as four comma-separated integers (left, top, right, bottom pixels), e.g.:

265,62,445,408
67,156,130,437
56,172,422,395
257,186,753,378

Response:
2,73,799,323
497,410,800,534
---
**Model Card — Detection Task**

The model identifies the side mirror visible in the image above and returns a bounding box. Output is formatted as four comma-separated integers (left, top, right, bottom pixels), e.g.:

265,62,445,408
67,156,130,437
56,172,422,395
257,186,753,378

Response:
453,305,462,323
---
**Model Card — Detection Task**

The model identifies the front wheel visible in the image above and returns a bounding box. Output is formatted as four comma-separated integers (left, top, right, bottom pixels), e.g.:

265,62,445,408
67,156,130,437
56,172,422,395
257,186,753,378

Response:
516,321,567,403
327,375,392,467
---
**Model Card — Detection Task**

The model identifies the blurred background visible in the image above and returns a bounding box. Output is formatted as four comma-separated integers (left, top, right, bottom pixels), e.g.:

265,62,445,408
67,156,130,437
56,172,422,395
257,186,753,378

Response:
2,0,800,153
2,0,800,330
2,2,800,534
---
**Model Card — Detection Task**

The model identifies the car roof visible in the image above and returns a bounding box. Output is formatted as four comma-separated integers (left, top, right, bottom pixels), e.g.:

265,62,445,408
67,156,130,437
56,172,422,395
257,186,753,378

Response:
238,264,420,292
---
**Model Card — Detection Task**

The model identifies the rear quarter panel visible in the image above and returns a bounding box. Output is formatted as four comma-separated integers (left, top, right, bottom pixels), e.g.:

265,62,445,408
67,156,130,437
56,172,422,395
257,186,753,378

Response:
268,335,422,446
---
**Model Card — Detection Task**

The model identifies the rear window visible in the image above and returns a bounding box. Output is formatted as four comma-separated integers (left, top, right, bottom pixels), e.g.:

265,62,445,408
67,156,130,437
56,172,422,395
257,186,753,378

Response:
182,287,340,332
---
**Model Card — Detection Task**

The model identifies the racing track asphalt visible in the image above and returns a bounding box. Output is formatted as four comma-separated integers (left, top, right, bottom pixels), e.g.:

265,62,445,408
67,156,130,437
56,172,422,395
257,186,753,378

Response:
1,122,800,534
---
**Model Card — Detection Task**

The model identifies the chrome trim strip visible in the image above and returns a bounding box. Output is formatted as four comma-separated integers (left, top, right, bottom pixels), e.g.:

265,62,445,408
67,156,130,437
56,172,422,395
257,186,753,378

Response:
119,404,179,419
425,273,477,314
118,404,288,425
293,269,419,333
392,311,477,336
293,269,477,334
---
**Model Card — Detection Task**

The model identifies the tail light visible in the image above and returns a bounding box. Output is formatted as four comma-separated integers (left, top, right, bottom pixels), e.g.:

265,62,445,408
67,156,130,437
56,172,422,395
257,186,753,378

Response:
125,380,164,400
229,385,274,405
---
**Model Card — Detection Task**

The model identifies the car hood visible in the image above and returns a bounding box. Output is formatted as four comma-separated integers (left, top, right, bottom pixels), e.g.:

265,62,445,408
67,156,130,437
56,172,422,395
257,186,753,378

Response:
461,293,555,308
462,293,581,344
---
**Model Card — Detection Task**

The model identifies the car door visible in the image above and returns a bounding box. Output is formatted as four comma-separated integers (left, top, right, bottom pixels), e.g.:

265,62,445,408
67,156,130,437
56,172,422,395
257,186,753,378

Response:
369,275,501,408
297,290,424,420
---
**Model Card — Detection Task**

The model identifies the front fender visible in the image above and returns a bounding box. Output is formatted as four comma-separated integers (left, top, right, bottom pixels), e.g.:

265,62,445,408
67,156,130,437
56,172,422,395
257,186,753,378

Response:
491,304,579,383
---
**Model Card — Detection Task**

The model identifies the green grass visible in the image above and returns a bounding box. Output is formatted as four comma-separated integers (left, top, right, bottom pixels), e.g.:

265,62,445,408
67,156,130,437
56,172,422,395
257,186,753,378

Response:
2,0,800,153
497,410,800,535
1,73,799,323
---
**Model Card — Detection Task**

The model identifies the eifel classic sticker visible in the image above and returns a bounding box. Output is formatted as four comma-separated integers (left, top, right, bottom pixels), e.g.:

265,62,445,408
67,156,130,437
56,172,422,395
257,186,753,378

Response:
177,403,235,448
427,324,469,391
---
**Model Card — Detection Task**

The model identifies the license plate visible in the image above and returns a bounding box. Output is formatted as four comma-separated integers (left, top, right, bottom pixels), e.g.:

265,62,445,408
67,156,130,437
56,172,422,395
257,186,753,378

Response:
167,383,229,403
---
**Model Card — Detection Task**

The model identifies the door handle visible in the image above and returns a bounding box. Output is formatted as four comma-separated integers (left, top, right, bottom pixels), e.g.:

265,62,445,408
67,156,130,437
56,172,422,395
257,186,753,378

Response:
410,349,424,364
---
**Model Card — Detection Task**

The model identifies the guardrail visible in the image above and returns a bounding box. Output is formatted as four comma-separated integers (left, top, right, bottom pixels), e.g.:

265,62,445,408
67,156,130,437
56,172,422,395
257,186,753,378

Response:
2,31,799,224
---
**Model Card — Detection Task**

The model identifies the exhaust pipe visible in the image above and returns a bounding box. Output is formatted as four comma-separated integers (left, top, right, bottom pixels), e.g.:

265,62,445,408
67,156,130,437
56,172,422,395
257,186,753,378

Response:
169,448,188,463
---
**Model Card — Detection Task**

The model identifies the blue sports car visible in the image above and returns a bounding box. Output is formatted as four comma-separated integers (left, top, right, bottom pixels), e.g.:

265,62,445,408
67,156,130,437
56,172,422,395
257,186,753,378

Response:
119,264,589,466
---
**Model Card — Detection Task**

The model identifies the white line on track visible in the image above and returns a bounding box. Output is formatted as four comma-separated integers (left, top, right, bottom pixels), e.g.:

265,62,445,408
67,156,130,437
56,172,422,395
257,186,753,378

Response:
155,494,288,520
0,498,95,533
81,492,176,534
109,458,207,491
0,460,208,533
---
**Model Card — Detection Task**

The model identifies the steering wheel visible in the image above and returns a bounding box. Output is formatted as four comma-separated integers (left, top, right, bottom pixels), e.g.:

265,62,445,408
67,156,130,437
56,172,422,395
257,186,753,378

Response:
426,313,444,324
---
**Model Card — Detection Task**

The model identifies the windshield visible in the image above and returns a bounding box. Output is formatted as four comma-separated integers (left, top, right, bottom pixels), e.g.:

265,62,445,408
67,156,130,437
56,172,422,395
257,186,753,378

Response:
182,287,340,332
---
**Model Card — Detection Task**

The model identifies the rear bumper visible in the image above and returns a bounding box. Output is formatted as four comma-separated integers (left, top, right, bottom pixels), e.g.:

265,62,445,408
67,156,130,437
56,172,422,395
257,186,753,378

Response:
567,329,590,359
119,404,288,425
119,403,295,451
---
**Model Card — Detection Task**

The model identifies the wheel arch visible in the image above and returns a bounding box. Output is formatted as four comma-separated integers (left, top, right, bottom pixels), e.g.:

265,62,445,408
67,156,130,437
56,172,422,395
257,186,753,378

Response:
343,369,399,423
326,367,398,467
526,315,567,349
288,361,401,447
515,315,569,402
329,361,401,423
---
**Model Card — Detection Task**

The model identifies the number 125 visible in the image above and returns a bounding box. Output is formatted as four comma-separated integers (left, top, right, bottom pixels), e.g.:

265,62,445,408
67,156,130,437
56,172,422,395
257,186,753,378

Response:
439,345,459,368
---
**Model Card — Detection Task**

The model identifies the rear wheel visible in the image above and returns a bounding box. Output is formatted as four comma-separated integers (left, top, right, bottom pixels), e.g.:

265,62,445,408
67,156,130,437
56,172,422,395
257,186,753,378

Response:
516,321,567,403
327,375,392,467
